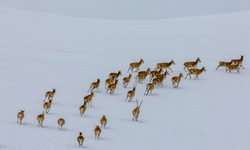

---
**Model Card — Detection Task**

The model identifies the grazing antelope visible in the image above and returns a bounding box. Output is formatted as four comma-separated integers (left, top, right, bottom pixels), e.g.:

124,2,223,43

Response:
185,67,206,80
17,110,25,125
83,92,94,106
155,60,175,72
216,61,232,70
144,83,154,96
132,100,143,121
109,71,122,80
79,102,87,117
149,68,163,82
105,76,115,89
226,63,240,73
123,74,132,88
94,125,102,140
106,80,118,94
37,113,45,127
171,73,184,88
100,115,107,128
127,58,144,72
43,100,52,114
77,132,84,147
231,55,244,69
88,78,100,92
135,73,147,83
57,118,65,130
183,57,201,71
152,74,166,87
126,84,136,102
44,88,56,102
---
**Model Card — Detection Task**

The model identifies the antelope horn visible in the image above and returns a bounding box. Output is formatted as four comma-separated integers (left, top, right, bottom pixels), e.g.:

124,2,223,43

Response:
139,100,143,108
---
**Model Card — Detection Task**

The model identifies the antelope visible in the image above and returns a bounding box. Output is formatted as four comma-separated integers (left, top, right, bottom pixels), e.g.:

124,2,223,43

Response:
43,100,52,114
94,125,102,140
123,74,132,88
100,115,107,128
44,88,56,102
231,55,244,69
58,118,65,130
153,70,169,80
83,92,94,106
183,57,201,71
105,76,115,89
149,68,163,82
126,84,136,102
132,100,143,121
152,73,167,87
88,78,100,92
37,113,45,127
216,61,232,70
77,132,84,147
171,73,184,88
155,60,175,72
136,68,151,78
79,102,87,117
144,83,154,96
185,67,206,79
106,80,118,94
17,110,25,125
109,71,122,80
127,58,144,72
226,63,240,73
135,73,147,83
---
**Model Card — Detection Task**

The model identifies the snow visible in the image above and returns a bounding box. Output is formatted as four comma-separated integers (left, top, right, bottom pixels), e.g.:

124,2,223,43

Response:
0,6,250,150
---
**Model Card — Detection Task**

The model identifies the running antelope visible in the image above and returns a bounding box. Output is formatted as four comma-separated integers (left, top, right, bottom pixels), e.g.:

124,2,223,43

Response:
135,73,147,83
100,115,107,128
44,88,56,102
17,110,25,125
123,74,132,88
58,118,65,130
127,58,144,72
226,63,240,73
109,71,122,80
83,92,94,106
153,70,169,80
132,100,143,121
106,80,118,94
126,84,136,102
136,68,151,78
37,113,45,127
43,100,52,114
185,67,206,79
231,55,244,69
216,61,232,70
183,57,201,71
105,76,115,89
155,60,175,72
171,73,184,88
88,78,100,92
149,68,163,82
94,125,102,140
77,132,84,147
79,102,87,117
152,73,167,87
144,83,155,96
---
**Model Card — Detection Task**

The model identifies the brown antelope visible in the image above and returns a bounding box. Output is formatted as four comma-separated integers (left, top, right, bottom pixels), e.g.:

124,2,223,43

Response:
94,125,102,140
136,68,151,77
171,73,184,88
44,88,56,102
37,113,45,127
100,115,107,128
88,78,100,92
149,68,163,82
105,76,115,89
183,57,201,71
79,102,87,117
123,74,132,88
153,70,169,80
77,132,84,147
83,92,94,106
231,55,244,69
185,67,206,80
226,63,240,73
155,60,175,72
152,73,167,87
17,110,25,125
106,80,118,94
126,84,136,102
135,73,147,83
58,118,65,130
132,100,143,121
109,71,122,80
43,100,52,114
216,61,232,70
144,83,154,96
127,58,144,72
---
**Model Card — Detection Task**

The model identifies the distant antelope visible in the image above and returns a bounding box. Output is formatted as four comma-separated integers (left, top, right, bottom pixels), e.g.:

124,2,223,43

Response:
88,78,100,92
94,125,102,140
231,55,244,69
109,71,122,80
17,110,25,125
83,92,94,106
144,83,154,96
126,84,136,102
123,74,132,88
152,73,167,87
226,63,240,73
77,132,84,147
105,76,115,89
135,73,147,83
185,67,206,80
171,73,184,88
149,68,163,82
132,100,143,121
79,102,87,117
183,57,201,71
216,61,232,70
57,118,65,130
127,58,144,72
43,100,52,114
44,88,56,102
155,60,175,72
100,115,107,128
106,80,118,94
37,113,45,127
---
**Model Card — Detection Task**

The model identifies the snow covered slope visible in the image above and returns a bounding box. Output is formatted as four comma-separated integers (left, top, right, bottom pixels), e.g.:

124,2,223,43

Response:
0,7,249,150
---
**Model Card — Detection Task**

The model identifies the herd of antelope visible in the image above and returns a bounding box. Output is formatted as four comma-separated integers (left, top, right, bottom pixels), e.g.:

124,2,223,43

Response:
16,55,244,147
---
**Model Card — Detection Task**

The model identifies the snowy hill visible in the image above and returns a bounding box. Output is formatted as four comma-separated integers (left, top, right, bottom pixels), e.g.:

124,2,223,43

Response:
0,6,249,150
